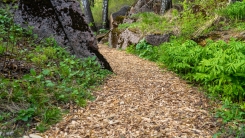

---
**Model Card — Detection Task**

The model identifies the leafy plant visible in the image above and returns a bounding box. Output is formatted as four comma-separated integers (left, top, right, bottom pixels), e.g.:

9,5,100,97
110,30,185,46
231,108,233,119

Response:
16,107,36,122
126,39,158,61
220,1,245,20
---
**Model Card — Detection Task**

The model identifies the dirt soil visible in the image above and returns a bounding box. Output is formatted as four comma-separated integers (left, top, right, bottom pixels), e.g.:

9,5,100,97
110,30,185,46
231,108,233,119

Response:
40,44,219,137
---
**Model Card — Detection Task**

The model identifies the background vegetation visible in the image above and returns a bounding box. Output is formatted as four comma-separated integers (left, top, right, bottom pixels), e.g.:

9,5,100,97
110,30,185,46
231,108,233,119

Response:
89,0,137,24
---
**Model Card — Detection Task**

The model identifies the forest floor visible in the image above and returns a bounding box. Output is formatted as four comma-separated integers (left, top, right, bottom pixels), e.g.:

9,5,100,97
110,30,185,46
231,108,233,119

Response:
37,44,220,137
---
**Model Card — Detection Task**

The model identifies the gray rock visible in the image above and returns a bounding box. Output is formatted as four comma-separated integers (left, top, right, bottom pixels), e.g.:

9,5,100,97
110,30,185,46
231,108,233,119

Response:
110,5,130,28
111,6,131,20
14,0,112,71
128,0,162,15
145,34,171,46
116,28,142,49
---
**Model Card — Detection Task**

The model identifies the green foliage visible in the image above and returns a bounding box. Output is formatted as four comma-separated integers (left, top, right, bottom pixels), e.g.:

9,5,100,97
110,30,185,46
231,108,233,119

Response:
180,2,207,37
119,12,169,35
214,125,245,138
16,108,36,122
0,8,111,137
159,38,245,103
220,1,245,20
128,36,245,136
126,39,158,61
119,1,209,39
216,100,245,123
214,100,245,137
98,28,109,34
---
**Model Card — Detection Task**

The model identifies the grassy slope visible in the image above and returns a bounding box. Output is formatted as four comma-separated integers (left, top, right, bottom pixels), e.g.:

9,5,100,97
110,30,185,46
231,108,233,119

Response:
0,7,111,137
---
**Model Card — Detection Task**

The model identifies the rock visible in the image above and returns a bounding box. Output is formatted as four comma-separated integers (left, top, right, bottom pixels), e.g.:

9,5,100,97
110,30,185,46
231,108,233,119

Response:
29,134,43,138
111,6,131,20
97,33,109,44
128,0,162,16
14,0,112,71
110,5,130,28
108,6,131,49
145,34,171,46
116,28,142,49
109,28,121,48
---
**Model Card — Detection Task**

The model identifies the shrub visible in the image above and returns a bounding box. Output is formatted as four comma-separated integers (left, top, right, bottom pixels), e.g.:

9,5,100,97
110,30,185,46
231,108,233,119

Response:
220,1,245,20
159,38,245,103
126,39,159,61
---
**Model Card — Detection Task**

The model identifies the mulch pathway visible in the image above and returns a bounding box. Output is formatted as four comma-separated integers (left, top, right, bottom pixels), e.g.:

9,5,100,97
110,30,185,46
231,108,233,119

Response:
41,44,219,137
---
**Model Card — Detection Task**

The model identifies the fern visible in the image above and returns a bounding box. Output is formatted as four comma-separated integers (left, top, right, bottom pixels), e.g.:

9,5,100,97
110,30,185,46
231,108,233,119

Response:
158,38,245,103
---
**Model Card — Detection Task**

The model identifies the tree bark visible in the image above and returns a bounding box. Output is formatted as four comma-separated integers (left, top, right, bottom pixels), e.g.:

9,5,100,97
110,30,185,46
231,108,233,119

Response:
102,0,109,29
81,0,97,31
160,0,172,14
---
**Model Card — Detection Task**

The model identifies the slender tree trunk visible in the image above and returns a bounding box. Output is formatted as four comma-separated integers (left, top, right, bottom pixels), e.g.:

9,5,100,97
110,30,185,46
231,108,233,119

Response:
160,0,172,14
102,0,109,29
81,0,97,31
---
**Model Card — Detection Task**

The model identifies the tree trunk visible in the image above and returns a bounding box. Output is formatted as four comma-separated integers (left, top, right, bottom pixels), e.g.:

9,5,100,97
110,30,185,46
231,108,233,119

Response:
160,0,172,14
102,0,109,29
81,0,97,31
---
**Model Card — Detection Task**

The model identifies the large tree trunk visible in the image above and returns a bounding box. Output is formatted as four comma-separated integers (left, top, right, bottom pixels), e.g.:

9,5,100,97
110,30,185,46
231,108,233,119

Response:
81,0,97,31
102,0,109,29
160,0,172,14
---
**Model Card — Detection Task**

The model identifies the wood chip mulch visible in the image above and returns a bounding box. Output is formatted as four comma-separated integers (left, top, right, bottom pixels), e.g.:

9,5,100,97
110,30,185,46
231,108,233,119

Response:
41,44,219,137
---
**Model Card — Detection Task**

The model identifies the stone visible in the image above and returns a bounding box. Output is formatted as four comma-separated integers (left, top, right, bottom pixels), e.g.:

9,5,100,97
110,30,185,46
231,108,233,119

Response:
145,34,171,46
128,0,162,16
109,28,121,48
116,28,142,49
108,6,131,49
110,5,130,28
111,6,131,21
14,0,112,71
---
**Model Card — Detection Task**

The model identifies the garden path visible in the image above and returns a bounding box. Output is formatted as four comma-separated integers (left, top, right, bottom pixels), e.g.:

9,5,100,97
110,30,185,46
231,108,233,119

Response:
42,44,218,137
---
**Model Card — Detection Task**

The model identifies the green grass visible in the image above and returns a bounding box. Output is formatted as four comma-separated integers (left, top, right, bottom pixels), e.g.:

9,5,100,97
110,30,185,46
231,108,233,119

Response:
0,7,111,137
118,2,209,39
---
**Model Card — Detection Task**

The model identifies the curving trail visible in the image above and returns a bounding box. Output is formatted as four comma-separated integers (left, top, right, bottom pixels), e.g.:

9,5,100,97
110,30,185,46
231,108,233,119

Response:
42,44,218,137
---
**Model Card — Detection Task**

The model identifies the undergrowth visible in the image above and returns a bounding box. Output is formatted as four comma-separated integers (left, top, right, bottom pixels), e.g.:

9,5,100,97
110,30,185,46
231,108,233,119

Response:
220,0,245,20
119,0,210,39
0,7,111,137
